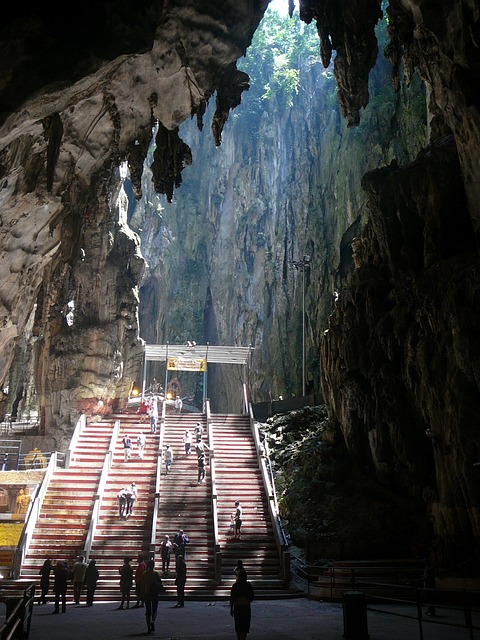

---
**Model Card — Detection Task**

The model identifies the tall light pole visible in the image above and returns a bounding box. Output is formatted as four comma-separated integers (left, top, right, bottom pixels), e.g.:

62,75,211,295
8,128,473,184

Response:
292,255,310,397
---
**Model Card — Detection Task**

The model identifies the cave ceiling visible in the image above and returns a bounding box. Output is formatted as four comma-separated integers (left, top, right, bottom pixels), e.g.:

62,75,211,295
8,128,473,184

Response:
0,0,479,431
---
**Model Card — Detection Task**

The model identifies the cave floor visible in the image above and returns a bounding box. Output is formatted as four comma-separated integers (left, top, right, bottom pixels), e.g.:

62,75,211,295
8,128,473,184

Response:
29,597,468,639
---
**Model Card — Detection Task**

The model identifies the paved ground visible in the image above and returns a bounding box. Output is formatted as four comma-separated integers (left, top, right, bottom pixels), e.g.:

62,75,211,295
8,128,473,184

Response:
28,597,471,640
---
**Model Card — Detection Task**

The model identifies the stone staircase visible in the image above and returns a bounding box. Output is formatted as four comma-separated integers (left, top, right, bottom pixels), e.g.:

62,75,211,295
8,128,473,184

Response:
20,419,113,583
154,414,216,597
212,413,286,596
20,409,289,601
88,413,157,601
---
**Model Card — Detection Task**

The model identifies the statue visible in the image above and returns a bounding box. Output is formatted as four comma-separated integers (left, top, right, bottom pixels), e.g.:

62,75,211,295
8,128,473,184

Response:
15,487,30,514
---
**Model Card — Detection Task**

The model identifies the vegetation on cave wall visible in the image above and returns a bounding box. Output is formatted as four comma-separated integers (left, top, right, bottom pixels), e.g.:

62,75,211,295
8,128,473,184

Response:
262,406,432,560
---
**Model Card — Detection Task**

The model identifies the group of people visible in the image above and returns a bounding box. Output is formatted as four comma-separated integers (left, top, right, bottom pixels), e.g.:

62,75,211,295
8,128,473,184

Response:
39,549,255,639
122,432,147,461
38,555,100,612
117,482,137,517
121,416,212,486
160,422,211,484
117,538,188,632
136,394,160,433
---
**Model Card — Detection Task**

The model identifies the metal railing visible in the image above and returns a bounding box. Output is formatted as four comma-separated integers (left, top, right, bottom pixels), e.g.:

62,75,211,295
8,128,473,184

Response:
65,412,87,468
149,401,166,558
302,560,480,639
288,552,326,596
0,580,35,640
12,452,59,579
250,405,290,580
242,383,249,415
0,415,40,436
206,400,221,584
360,578,480,640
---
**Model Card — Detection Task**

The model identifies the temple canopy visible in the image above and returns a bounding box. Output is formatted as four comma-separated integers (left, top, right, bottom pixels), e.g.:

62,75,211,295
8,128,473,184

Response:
141,344,254,410
144,344,253,366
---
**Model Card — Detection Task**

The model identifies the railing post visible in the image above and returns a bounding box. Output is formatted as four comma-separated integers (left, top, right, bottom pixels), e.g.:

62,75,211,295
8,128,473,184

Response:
463,589,474,640
65,412,86,468
214,544,222,586
416,587,424,640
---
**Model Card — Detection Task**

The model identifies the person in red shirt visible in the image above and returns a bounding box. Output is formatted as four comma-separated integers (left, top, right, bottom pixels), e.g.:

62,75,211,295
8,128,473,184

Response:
133,553,147,608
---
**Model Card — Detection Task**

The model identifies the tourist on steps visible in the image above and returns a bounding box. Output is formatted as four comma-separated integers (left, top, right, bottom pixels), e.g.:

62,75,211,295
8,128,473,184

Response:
72,555,87,604
122,434,132,461
149,396,158,433
52,561,69,614
161,535,173,573
117,487,127,517
197,452,206,483
233,501,243,540
175,555,187,607
183,429,192,455
194,422,203,440
137,431,146,459
118,556,134,609
173,529,189,561
142,559,164,633
133,553,147,608
126,482,137,516
164,444,173,474
195,437,211,459
84,559,99,606
38,558,53,605
174,395,183,413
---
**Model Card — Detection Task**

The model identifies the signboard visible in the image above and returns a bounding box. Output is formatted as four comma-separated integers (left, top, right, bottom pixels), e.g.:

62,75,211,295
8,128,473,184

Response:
167,357,207,372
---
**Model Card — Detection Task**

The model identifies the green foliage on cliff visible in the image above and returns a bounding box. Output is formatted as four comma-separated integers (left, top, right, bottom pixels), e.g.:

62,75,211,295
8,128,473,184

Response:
238,11,318,118
264,407,431,559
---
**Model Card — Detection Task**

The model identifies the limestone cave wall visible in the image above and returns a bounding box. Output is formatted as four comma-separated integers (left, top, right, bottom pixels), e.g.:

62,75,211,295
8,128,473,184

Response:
320,2,480,561
0,0,479,561
132,25,427,412
0,0,269,438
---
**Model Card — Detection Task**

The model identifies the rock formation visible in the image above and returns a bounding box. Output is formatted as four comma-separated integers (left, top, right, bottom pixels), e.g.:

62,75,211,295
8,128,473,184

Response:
0,0,480,561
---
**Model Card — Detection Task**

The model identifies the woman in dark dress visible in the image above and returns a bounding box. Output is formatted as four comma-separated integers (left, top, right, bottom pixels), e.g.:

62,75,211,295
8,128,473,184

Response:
84,559,100,606
118,556,134,609
230,569,254,640
52,561,69,614
38,558,53,604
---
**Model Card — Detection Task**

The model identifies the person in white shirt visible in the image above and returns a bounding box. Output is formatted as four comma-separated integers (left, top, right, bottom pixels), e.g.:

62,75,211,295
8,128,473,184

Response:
137,432,146,459
126,482,137,516
233,501,243,540
150,396,159,433
174,396,183,413
183,430,192,455
165,445,173,474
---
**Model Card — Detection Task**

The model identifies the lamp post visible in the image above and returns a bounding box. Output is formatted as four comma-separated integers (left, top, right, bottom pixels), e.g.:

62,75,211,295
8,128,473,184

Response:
292,255,310,397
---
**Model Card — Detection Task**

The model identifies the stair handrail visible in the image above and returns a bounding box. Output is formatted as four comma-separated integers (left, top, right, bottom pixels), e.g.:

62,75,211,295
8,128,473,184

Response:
206,400,221,584
149,401,166,557
250,404,290,580
65,412,87,468
242,383,249,414
12,451,58,578
83,419,120,560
